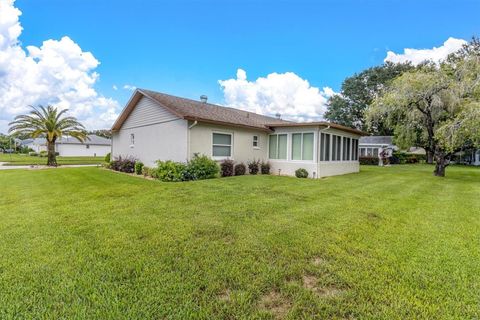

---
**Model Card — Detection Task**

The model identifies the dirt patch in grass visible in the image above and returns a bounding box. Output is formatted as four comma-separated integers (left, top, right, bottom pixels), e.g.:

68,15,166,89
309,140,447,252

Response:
218,288,231,302
258,290,291,319
302,275,345,298
312,256,326,266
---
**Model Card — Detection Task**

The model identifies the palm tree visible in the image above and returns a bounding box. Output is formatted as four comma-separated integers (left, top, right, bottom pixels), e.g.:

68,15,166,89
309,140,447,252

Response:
9,105,87,166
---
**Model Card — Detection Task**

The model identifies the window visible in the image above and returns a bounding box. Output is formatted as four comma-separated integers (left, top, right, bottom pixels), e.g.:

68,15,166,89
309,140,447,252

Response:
253,135,258,148
320,133,330,161
268,134,287,159
373,148,379,157
292,133,314,161
130,133,135,145
360,147,366,157
332,135,342,161
212,133,232,158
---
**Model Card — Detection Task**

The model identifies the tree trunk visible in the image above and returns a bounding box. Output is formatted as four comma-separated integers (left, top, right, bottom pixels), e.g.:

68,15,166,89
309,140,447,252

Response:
433,151,448,177
426,150,434,164
47,141,57,167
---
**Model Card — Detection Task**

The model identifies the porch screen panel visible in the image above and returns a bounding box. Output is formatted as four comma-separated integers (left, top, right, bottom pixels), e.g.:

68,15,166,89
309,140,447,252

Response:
269,135,277,159
325,134,331,161
292,133,302,160
278,134,287,159
303,133,314,160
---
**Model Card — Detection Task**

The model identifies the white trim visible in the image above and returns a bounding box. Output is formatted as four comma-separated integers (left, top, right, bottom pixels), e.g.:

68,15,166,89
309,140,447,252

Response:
268,133,288,160
290,131,315,162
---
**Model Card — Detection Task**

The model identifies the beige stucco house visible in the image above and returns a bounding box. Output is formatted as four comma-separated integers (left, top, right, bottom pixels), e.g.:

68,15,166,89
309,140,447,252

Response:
111,89,367,178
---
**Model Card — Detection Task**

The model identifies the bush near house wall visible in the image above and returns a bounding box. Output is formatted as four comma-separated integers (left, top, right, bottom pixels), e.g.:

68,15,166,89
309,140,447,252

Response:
28,151,38,157
105,152,111,163
109,156,136,173
247,159,260,175
234,163,246,176
295,168,308,178
260,161,270,174
220,159,234,177
134,162,144,175
153,155,219,182
359,157,378,165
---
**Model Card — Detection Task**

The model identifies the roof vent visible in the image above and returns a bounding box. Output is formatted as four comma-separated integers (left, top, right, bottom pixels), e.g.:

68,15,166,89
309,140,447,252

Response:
275,112,281,119
200,95,208,103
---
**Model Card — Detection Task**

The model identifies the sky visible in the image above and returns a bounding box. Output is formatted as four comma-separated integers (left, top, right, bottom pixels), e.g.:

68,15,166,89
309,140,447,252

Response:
0,0,479,133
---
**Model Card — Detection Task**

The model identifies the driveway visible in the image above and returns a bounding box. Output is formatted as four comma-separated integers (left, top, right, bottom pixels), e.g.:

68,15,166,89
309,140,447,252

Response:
0,162,99,170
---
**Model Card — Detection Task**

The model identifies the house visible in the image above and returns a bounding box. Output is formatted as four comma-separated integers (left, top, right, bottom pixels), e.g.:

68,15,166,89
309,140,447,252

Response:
111,89,368,178
23,135,111,157
454,149,480,166
358,136,398,157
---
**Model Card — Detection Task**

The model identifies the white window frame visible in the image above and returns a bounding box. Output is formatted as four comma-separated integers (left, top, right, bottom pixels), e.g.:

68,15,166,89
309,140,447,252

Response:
212,131,233,160
253,135,259,149
291,131,315,162
130,133,135,148
268,133,288,160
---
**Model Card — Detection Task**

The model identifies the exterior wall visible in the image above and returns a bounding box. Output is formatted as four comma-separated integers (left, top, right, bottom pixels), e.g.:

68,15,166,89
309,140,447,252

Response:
268,126,320,178
112,96,188,166
188,122,268,163
267,126,361,178
317,127,361,178
56,144,110,157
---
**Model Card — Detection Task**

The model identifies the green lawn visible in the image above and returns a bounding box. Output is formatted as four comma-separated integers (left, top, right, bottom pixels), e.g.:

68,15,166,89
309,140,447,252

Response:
0,153,104,165
0,165,479,319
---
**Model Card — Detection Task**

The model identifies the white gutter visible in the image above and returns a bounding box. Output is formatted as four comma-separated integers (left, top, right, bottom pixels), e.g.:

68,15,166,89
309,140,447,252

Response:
187,120,198,161
316,125,330,179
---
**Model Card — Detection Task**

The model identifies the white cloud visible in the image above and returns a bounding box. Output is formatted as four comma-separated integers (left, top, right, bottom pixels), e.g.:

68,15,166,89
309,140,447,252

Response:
112,85,118,90
384,37,467,65
219,69,334,121
123,84,136,91
0,0,119,134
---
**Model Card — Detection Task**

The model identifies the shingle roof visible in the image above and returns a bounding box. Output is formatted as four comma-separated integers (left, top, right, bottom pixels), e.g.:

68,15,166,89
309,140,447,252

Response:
112,89,368,136
26,135,111,146
359,136,393,145
141,89,291,130
57,135,111,145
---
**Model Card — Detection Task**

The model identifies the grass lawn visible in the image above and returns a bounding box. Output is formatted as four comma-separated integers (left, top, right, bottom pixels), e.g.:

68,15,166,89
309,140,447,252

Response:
0,153,104,166
0,165,479,319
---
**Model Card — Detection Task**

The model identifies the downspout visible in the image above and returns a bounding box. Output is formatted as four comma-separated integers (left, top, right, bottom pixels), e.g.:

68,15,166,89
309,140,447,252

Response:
187,120,198,161
317,125,331,179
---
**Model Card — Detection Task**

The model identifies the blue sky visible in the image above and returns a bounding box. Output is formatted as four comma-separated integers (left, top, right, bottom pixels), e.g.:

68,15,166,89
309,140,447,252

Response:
0,0,479,132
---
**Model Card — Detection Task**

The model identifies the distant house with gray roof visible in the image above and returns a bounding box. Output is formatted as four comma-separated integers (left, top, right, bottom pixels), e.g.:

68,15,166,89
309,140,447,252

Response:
23,135,111,157
358,136,397,157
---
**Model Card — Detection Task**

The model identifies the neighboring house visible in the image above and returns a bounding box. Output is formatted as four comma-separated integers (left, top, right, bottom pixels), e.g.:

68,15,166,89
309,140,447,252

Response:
455,149,480,166
111,89,367,178
358,136,397,157
23,135,111,157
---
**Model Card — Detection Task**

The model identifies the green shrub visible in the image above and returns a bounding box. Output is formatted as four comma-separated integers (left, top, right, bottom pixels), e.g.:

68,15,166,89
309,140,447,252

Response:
39,150,48,157
185,154,219,180
295,168,308,178
28,151,38,157
110,156,136,173
260,161,270,174
234,163,246,176
391,152,426,164
134,161,144,175
156,160,187,182
142,166,151,177
105,152,111,163
247,159,260,175
359,156,378,165
220,159,234,177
